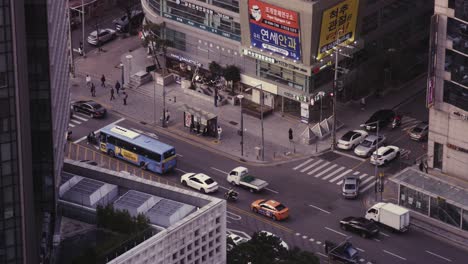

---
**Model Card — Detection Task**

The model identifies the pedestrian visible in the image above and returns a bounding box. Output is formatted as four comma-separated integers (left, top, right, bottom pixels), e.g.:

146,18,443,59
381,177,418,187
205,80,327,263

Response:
110,87,115,100
288,128,293,141
190,122,194,133
123,92,128,105
115,81,121,95
196,122,200,134
214,89,218,107
79,41,83,56
101,74,106,87
423,160,428,173
165,110,170,123
360,97,366,111
217,125,222,140
86,74,91,88
90,83,96,97
419,161,424,172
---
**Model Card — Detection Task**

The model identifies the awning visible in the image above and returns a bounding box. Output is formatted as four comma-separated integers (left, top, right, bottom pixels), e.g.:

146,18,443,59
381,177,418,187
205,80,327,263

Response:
180,104,217,120
391,167,468,211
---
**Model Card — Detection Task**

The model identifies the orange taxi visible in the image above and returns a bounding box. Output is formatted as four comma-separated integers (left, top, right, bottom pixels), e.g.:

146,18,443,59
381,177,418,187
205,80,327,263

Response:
251,199,289,221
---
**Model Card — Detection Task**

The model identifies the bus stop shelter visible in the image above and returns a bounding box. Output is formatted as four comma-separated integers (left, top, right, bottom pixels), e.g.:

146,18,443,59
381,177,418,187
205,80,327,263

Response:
180,104,217,137
390,167,468,231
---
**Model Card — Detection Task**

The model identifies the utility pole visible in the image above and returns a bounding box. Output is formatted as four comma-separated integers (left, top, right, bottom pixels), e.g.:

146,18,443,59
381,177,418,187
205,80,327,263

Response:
331,29,342,151
81,0,86,57
67,6,75,78
256,84,265,161
238,95,244,156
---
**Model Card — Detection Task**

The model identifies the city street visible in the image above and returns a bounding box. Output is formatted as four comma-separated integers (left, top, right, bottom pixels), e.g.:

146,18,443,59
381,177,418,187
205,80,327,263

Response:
65,113,468,264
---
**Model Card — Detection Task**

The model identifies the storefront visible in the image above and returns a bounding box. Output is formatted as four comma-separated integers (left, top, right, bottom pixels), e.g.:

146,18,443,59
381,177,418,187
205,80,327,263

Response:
391,167,468,231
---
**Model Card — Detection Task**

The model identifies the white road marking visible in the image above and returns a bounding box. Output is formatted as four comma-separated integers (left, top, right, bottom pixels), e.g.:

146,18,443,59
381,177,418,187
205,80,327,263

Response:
330,169,353,183
356,247,365,252
218,185,230,191
333,150,366,161
226,211,242,221
325,227,347,237
373,238,381,242
266,188,279,194
295,232,301,236
211,167,228,174
70,119,82,124
308,204,331,214
361,175,375,185
379,231,390,237
337,171,362,185
353,171,360,175
359,258,365,262
383,250,406,260
307,161,330,175
300,160,322,173
360,182,376,193
425,250,452,262
315,252,328,258
176,153,183,157
72,114,88,121
302,235,307,239
322,166,345,180
175,168,188,174
309,238,315,242
359,173,368,179
293,158,314,170
313,164,337,177
68,123,75,127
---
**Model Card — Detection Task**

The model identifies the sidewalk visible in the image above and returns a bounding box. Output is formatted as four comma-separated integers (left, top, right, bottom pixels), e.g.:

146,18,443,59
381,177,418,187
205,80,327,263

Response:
73,36,426,164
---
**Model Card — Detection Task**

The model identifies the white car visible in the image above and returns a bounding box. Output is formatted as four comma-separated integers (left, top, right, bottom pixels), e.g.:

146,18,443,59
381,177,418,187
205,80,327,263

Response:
370,146,400,166
87,28,116,46
180,173,218,193
227,233,249,251
337,130,368,150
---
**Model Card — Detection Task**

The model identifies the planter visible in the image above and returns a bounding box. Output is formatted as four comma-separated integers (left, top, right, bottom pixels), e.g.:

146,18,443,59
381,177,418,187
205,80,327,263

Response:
152,72,174,86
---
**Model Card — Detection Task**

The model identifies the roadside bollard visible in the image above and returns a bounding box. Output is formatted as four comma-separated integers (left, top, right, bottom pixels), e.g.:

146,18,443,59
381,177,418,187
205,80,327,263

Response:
174,96,176,103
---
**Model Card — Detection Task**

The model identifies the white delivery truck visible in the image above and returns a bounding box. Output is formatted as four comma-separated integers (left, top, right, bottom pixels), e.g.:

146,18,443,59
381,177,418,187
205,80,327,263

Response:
365,202,410,232
227,167,269,192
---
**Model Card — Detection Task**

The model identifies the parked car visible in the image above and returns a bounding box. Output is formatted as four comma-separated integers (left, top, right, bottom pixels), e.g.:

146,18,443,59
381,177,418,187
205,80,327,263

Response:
363,109,396,131
409,122,429,141
354,135,386,157
87,28,116,46
337,130,368,150
251,199,289,221
71,100,107,118
257,231,289,250
340,216,380,238
180,173,218,193
113,10,144,33
370,146,400,166
342,176,360,199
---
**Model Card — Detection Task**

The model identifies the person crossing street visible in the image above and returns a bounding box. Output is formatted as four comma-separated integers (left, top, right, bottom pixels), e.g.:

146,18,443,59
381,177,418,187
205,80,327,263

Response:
90,83,96,97
217,126,222,140
110,87,115,101
101,74,106,87
115,81,121,95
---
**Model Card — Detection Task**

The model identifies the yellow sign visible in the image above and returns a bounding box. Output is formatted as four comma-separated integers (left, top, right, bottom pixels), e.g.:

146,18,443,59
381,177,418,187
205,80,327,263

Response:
317,0,359,60
115,147,139,163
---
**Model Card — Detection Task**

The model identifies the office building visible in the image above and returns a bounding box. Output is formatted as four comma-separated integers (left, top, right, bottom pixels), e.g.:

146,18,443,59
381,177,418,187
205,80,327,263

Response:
142,0,432,121
0,0,70,263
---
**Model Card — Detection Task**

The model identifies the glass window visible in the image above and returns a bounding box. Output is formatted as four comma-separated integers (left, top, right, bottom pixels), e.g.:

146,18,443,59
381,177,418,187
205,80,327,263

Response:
430,196,461,228
462,209,468,231
148,0,161,14
165,28,186,51
443,81,468,111
1,142,11,161
447,18,468,56
212,0,239,13
399,185,429,215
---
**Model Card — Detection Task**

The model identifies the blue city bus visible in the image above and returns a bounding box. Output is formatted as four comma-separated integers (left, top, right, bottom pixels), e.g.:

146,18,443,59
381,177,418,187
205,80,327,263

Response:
99,125,176,174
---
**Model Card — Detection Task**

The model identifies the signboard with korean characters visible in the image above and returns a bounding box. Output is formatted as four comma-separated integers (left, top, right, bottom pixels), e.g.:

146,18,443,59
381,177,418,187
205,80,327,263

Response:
248,0,301,61
317,0,359,60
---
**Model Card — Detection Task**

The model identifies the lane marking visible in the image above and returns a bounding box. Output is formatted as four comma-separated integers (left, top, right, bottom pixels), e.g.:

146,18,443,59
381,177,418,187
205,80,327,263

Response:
329,169,353,183
383,250,406,260
293,158,314,170
176,153,183,157
373,238,381,242
316,252,328,258
322,166,345,180
337,171,361,185
359,173,368,179
361,176,375,185
211,167,228,174
266,188,279,194
70,119,82,124
72,114,88,121
68,123,76,127
226,211,242,221
325,227,347,237
425,250,452,262
308,204,331,214
175,168,188,174
300,160,322,173
313,164,337,177
307,161,330,175
360,181,376,193
380,231,390,237
357,247,365,252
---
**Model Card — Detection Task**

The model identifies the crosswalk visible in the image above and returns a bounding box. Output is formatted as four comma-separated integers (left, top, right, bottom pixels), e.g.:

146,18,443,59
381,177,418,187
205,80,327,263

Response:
292,158,375,193
400,116,422,131
69,113,90,128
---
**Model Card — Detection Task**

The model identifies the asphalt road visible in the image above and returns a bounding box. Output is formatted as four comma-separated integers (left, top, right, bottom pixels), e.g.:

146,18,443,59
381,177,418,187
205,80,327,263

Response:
64,111,467,264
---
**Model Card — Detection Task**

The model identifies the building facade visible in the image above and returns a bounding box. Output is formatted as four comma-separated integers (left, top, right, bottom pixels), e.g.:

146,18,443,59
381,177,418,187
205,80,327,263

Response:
427,0,468,179
0,0,70,263
142,0,432,120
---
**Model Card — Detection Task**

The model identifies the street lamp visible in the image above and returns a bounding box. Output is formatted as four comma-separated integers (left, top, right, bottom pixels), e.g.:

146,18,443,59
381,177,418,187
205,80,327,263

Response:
331,29,344,151
125,54,133,83
360,121,381,201
120,63,124,85
237,94,244,156
255,84,265,161
315,91,325,153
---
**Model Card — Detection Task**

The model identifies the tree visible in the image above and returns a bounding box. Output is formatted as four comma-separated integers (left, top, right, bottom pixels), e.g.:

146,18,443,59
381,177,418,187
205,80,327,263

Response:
223,65,241,94
116,0,141,35
208,61,223,81
142,22,173,75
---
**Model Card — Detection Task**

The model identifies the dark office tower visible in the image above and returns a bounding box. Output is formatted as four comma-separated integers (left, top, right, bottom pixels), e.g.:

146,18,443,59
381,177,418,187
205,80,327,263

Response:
0,0,70,263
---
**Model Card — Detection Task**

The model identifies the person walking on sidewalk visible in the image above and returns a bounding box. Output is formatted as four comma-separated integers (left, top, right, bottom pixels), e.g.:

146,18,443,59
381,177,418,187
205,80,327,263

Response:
86,75,91,88
90,83,96,97
165,110,170,123
360,97,366,111
123,92,128,105
101,74,106,87
115,81,121,95
110,87,115,101
217,126,222,140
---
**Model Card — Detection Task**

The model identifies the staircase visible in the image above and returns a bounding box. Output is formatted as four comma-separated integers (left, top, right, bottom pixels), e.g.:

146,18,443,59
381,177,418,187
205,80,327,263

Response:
124,70,153,90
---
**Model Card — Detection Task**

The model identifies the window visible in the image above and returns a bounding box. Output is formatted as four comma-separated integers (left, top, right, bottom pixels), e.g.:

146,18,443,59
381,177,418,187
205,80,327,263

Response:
430,196,461,228
165,28,186,51
212,0,239,13
443,81,468,111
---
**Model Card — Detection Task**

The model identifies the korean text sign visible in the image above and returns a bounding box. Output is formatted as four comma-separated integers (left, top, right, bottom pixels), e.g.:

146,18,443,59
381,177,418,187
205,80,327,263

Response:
317,0,359,60
248,0,301,61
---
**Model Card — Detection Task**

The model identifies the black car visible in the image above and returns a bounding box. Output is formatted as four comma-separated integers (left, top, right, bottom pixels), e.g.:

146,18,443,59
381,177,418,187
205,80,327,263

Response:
340,216,379,238
363,109,396,131
71,100,106,118
113,10,144,33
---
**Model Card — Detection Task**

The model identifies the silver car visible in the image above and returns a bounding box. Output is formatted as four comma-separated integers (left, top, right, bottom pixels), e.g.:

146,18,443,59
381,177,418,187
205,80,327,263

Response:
87,28,116,46
409,122,429,141
354,135,386,157
342,176,360,199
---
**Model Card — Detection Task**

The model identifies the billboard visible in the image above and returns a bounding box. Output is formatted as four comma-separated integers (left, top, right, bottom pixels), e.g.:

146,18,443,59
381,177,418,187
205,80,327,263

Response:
248,0,301,61
317,0,359,60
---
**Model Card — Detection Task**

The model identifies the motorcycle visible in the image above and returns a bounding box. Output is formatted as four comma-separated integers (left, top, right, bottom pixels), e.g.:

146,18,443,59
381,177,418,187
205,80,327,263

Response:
391,114,402,129
224,189,238,202
87,133,98,145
